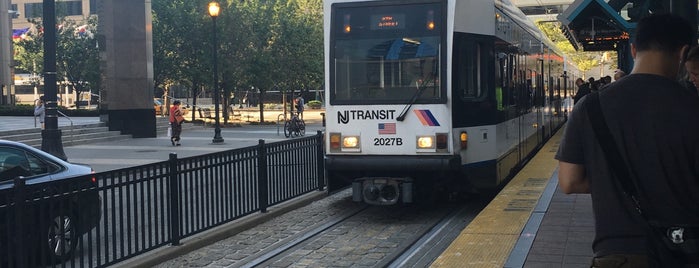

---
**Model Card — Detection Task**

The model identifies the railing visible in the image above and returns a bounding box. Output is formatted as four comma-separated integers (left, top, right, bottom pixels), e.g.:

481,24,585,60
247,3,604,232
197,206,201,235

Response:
33,108,75,139
0,131,325,268
56,109,75,140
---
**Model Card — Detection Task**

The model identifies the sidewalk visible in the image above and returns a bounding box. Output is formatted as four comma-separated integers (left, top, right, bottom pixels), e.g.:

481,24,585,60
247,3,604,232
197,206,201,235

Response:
0,109,326,172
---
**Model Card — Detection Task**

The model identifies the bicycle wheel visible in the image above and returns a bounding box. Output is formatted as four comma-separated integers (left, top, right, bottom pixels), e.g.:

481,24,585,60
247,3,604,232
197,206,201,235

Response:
298,120,305,136
284,120,292,138
292,121,300,137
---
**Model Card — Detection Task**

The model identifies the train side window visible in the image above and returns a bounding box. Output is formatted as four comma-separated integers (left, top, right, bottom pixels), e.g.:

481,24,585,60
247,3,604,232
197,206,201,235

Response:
495,52,514,111
453,34,488,100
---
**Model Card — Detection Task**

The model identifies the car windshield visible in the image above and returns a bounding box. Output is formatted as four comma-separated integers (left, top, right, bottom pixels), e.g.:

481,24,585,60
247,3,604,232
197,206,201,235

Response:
330,2,444,105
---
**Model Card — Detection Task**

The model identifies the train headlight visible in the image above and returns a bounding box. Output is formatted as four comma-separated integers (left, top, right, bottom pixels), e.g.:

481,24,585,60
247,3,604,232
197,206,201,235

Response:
416,136,435,149
342,136,360,149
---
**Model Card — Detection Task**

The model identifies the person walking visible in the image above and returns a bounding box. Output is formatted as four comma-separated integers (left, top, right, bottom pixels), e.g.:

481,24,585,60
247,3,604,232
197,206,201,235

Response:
556,14,698,267
169,100,184,146
34,96,45,129
295,94,305,120
572,78,590,104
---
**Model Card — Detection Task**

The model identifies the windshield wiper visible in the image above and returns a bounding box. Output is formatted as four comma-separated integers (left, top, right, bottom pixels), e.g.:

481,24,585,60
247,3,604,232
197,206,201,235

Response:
396,78,432,121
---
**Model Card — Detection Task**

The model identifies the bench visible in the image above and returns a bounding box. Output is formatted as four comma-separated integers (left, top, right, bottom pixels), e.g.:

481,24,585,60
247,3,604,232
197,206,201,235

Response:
228,106,242,121
198,108,215,125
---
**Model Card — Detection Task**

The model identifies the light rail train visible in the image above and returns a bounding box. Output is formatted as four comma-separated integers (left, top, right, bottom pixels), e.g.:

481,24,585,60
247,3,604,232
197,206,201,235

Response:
323,0,579,205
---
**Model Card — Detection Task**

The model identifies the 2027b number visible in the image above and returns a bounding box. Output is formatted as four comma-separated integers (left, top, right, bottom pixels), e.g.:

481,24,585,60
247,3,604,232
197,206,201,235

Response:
374,137,403,146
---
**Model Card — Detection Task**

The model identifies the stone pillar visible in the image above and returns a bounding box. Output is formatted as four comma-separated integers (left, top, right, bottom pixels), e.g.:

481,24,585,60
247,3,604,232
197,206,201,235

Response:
98,0,156,138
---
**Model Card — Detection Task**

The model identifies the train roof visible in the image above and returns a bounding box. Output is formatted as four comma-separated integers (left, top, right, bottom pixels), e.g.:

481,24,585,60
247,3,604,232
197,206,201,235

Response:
495,0,564,56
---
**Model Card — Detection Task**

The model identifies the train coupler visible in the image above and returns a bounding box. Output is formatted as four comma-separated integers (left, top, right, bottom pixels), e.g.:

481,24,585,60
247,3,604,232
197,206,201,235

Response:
352,177,413,205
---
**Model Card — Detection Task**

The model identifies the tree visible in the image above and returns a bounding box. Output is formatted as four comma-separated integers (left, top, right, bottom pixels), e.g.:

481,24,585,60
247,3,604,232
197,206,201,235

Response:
13,35,43,76
151,0,324,122
57,17,100,109
14,17,100,109
536,20,599,74
152,0,213,120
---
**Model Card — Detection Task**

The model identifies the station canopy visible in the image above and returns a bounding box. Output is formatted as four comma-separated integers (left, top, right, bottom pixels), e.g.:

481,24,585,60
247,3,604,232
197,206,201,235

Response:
557,0,635,51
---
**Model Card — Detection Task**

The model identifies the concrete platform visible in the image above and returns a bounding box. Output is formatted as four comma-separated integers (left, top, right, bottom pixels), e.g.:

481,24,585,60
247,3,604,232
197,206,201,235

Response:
433,126,594,268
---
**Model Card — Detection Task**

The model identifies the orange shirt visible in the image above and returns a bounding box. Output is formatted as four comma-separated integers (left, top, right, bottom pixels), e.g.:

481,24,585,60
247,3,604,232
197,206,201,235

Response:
169,105,180,123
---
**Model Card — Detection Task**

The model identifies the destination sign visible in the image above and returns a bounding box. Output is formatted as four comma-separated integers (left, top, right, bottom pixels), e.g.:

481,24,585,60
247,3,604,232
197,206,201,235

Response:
370,14,405,30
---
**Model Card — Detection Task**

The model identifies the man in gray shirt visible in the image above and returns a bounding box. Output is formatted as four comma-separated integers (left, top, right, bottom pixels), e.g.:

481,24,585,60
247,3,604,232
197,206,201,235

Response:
556,14,698,267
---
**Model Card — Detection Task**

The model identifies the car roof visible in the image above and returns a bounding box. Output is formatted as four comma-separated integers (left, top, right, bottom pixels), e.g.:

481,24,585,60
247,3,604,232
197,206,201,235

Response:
0,139,71,165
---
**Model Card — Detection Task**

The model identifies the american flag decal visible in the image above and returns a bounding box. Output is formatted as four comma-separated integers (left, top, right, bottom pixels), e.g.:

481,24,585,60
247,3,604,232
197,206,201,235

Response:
378,123,396,135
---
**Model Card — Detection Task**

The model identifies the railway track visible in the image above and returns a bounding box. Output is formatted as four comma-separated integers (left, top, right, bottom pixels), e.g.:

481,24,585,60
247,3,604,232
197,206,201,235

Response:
234,195,490,268
156,188,495,268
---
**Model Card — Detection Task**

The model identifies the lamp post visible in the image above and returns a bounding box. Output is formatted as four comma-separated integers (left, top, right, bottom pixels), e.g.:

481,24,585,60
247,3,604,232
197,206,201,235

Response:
41,0,67,160
209,1,224,144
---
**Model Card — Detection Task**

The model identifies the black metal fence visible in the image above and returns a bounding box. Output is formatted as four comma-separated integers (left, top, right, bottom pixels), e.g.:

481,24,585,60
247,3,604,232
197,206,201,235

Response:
0,132,325,267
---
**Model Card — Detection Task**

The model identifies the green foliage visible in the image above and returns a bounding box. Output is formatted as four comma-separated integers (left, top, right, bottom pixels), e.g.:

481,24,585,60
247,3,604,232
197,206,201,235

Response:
151,0,323,98
13,16,100,109
57,17,101,108
307,100,322,109
0,105,99,116
535,20,599,73
0,104,35,116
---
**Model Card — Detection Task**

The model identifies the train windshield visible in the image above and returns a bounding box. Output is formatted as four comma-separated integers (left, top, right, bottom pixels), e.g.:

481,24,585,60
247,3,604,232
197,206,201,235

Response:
330,2,444,105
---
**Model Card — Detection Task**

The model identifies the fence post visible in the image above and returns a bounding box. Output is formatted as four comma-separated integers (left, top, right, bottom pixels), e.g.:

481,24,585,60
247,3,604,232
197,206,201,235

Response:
168,153,181,246
316,130,325,191
13,178,26,268
257,139,269,213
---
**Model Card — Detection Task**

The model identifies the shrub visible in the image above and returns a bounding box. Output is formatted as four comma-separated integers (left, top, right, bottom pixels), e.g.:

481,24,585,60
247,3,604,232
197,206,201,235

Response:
307,100,322,109
0,104,100,117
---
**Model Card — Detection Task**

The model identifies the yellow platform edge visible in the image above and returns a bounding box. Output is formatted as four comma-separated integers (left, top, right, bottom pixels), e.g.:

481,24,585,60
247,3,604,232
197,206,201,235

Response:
431,128,563,268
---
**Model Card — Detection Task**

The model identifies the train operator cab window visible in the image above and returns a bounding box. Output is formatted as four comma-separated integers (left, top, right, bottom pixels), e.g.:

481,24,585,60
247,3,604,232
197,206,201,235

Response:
330,2,446,105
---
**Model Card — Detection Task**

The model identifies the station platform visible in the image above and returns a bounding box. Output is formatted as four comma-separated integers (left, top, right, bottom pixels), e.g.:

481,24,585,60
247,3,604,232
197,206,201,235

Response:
433,127,595,268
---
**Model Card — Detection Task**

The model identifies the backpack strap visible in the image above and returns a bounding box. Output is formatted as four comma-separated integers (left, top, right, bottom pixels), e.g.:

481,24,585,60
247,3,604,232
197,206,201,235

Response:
584,92,645,216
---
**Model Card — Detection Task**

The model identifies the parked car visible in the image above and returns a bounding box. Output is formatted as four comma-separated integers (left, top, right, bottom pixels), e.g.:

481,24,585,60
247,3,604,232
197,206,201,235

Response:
0,140,101,264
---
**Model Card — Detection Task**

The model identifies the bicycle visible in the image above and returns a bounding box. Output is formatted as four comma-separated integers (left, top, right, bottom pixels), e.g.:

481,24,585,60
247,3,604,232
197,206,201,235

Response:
284,112,305,138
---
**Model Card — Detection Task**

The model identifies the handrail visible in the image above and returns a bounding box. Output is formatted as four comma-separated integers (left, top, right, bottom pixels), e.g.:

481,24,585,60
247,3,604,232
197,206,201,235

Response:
56,110,74,141
277,113,285,136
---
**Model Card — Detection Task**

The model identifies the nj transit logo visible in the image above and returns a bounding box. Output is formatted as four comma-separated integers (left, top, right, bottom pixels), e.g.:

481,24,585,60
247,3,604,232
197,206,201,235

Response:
413,110,440,126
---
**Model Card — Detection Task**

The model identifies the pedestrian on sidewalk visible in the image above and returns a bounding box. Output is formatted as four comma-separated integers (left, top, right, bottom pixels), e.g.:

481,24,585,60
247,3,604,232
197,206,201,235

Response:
169,100,184,146
556,14,699,267
295,94,304,120
34,96,45,129
573,78,590,104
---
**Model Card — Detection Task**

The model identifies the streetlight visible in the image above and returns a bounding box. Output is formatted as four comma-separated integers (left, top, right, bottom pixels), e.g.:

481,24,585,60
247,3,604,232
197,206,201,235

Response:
209,1,224,144
41,0,67,160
